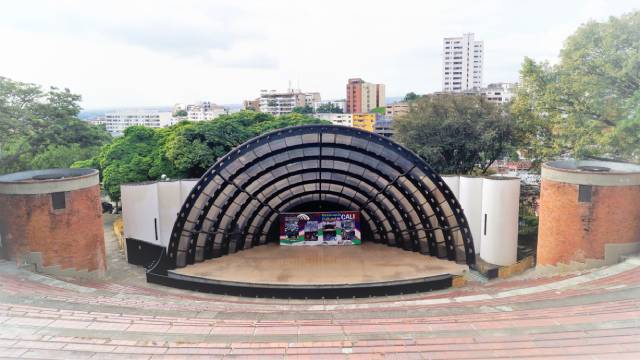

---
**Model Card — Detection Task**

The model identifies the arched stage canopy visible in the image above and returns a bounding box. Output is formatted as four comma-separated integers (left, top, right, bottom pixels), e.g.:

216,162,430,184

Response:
148,125,475,297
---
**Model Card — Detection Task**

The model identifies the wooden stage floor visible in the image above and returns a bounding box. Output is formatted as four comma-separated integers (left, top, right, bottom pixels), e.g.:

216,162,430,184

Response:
172,243,468,286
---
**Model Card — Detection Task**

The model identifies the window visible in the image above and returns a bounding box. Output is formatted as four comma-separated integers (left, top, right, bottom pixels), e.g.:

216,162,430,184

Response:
578,185,592,203
51,192,66,210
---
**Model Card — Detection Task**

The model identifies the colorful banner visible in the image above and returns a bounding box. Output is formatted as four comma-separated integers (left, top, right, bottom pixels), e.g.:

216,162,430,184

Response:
279,211,361,246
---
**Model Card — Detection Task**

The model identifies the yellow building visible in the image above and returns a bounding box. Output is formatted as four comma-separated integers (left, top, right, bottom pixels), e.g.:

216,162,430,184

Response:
352,113,377,132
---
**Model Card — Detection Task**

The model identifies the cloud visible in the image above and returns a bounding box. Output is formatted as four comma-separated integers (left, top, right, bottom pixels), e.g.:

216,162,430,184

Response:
1,0,640,108
0,0,263,59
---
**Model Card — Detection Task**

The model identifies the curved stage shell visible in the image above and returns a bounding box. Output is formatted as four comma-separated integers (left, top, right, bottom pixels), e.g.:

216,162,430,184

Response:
147,125,475,298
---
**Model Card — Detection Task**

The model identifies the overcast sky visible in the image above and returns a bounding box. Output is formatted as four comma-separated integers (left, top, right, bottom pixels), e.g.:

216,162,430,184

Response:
1,0,639,109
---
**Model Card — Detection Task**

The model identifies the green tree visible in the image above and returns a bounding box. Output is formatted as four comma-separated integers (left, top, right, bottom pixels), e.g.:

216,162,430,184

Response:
98,126,160,202
512,11,640,163
394,94,514,174
92,110,330,201
316,103,343,113
371,107,386,115
0,77,111,174
292,105,314,114
403,92,419,102
31,144,102,169
174,109,188,117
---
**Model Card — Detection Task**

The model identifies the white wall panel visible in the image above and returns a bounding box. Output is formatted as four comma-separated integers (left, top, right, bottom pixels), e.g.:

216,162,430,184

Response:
459,176,483,254
480,177,520,266
441,175,460,199
122,183,160,245
122,180,199,249
157,182,182,248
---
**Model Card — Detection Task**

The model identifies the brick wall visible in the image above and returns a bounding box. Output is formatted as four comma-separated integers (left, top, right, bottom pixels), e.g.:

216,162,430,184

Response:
537,179,640,266
0,185,106,271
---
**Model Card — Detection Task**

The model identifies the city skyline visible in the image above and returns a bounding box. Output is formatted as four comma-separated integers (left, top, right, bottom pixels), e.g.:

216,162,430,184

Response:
1,0,639,109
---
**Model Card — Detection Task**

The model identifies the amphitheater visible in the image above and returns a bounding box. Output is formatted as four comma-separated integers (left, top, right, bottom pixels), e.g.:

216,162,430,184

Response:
1,127,639,359
0,212,638,359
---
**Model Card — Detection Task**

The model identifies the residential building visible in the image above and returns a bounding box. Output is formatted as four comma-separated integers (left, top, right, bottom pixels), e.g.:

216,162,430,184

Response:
90,110,173,136
313,99,346,113
259,89,321,116
385,102,411,119
180,101,228,121
346,78,386,113
482,82,516,104
314,113,353,127
442,33,484,92
243,98,260,111
187,107,227,121
374,115,394,138
352,113,379,132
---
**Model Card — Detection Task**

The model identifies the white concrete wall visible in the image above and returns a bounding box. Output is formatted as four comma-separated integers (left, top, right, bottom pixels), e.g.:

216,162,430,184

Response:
122,180,198,249
459,176,483,254
479,177,520,266
441,175,460,199
157,182,182,248
122,183,160,246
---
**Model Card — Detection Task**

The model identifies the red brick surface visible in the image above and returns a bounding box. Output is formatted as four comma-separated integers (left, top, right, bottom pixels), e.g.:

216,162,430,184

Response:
0,185,106,271
537,179,640,266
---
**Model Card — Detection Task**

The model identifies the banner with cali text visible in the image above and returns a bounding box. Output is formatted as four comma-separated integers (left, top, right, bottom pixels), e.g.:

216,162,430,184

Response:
279,211,361,246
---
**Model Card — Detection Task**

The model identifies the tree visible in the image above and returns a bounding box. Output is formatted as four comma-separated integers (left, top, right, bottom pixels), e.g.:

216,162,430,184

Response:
98,126,159,202
89,110,330,201
30,144,102,170
0,77,111,174
403,92,419,102
292,105,314,114
316,103,343,113
394,94,514,174
511,11,640,163
174,109,188,117
371,107,386,115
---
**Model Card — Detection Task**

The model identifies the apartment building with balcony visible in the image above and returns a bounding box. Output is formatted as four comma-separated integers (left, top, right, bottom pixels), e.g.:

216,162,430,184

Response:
352,113,381,132
385,102,412,119
259,89,321,116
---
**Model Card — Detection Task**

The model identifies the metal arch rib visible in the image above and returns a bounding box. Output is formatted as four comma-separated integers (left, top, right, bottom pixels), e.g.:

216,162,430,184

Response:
165,125,476,270
187,146,448,263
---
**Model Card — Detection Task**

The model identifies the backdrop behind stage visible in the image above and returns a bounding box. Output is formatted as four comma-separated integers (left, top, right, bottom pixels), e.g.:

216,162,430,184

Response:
279,211,361,246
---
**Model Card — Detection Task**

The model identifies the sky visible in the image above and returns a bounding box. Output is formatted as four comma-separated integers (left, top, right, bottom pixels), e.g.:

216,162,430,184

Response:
1,0,639,109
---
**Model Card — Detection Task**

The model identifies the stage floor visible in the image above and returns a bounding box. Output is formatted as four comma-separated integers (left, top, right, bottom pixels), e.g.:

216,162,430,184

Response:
171,243,468,286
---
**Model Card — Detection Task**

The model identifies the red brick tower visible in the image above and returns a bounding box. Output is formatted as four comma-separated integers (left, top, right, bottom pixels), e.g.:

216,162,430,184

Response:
0,169,106,273
537,160,640,266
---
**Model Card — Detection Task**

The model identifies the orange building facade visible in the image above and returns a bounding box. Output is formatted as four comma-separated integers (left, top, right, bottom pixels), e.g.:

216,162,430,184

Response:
346,78,385,114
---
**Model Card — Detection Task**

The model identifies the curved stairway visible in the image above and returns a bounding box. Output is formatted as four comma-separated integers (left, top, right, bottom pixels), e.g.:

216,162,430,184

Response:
0,254,639,359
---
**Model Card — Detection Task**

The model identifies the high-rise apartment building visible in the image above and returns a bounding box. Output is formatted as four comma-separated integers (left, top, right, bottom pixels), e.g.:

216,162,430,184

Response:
346,78,385,113
442,33,483,92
